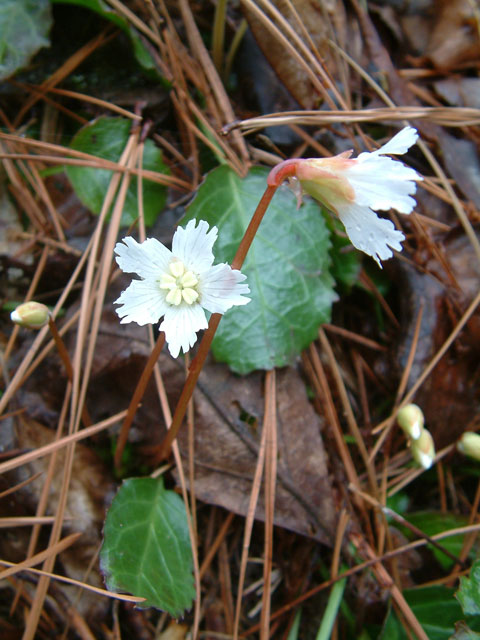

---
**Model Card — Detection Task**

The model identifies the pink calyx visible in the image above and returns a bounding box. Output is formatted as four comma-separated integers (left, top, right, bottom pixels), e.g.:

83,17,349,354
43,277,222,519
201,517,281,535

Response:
267,159,301,186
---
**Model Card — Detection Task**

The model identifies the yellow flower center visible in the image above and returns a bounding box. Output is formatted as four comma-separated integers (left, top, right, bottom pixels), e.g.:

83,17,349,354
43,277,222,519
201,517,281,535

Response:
159,259,199,306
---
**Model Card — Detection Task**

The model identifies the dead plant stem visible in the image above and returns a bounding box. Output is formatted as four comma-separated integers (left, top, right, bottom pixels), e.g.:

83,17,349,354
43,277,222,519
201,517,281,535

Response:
233,376,270,640
318,328,378,497
244,522,480,635
48,317,92,427
199,512,235,579
260,370,277,639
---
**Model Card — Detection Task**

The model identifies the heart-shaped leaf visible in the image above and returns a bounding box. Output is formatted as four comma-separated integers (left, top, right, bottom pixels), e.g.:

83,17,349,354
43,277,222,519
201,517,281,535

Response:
0,0,52,80
183,165,337,373
66,117,168,227
52,0,162,76
381,586,480,639
399,511,471,570
457,561,480,616
100,477,195,616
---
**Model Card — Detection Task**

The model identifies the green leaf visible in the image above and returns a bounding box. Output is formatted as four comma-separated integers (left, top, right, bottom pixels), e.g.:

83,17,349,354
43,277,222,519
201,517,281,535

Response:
183,165,337,374
66,117,168,227
457,561,480,616
287,610,302,640
324,216,361,290
100,477,195,616
400,511,470,570
0,0,52,80
381,586,480,640
51,0,125,28
385,492,410,519
51,0,161,76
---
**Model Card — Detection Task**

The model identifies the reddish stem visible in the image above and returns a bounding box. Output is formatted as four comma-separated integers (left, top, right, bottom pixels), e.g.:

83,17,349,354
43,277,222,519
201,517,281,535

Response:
266,159,299,188
114,332,165,469
154,184,278,461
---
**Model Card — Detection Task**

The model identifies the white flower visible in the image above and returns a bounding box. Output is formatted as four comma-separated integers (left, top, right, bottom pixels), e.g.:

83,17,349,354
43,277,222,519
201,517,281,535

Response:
114,219,250,357
268,126,423,266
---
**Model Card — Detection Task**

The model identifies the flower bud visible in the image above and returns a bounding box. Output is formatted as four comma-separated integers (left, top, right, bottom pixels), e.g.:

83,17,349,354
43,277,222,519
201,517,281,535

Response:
457,432,480,461
397,404,424,440
10,301,50,329
411,429,435,469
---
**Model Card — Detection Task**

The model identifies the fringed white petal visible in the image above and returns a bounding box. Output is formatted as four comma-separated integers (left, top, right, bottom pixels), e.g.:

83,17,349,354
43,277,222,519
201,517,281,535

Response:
114,279,169,325
199,263,251,314
358,126,419,159
160,303,208,357
114,236,172,279
336,202,405,268
172,219,217,273
114,220,250,357
345,156,421,213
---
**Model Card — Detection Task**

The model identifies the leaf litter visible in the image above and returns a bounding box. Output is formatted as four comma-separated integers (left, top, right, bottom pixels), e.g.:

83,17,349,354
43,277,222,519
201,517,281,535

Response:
1,0,480,638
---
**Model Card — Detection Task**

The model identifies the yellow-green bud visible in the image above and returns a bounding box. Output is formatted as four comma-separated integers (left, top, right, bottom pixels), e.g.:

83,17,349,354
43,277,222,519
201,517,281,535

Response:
397,404,424,440
411,428,435,469
10,301,50,329
457,432,480,461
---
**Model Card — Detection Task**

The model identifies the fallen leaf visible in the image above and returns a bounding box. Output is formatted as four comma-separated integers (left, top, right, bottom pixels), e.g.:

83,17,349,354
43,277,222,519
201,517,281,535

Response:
394,232,480,448
242,0,340,109
5,415,114,621
176,364,336,544
438,131,480,210
426,0,480,69
434,77,480,109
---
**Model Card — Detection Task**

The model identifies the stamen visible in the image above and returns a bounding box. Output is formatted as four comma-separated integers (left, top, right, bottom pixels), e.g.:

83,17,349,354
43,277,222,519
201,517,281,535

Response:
166,288,182,306
170,260,185,278
161,260,200,306
159,274,177,290
181,271,198,288
182,288,199,304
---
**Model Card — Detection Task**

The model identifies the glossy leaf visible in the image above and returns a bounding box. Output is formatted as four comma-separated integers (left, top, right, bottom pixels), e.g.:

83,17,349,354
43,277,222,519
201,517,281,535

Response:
0,0,52,80
401,511,470,569
52,0,159,74
100,477,195,616
183,165,337,373
381,586,480,640
66,117,168,227
457,561,480,616
326,217,361,290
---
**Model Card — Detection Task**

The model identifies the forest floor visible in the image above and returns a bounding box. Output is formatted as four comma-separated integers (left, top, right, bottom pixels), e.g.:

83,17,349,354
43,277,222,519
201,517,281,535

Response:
1,1,480,638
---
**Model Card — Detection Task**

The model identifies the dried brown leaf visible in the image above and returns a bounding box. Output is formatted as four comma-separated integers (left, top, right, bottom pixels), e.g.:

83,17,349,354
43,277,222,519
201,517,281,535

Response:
426,0,480,69
176,365,336,544
3,416,114,620
394,236,480,448
242,0,336,109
